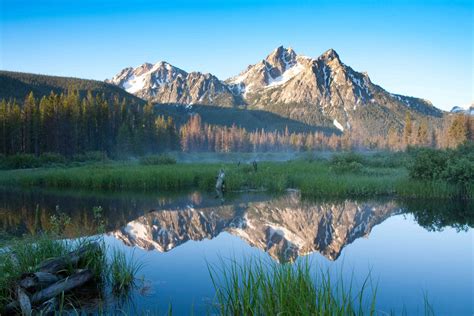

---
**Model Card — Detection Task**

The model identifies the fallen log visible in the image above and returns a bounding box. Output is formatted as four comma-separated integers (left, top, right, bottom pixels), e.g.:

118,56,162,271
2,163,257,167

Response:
3,270,93,314
30,269,93,305
38,297,57,315
19,272,60,291
16,286,32,316
37,242,99,274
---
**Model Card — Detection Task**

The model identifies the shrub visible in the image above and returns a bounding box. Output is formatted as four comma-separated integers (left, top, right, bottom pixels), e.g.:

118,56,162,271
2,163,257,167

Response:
39,152,66,165
139,153,177,165
365,151,408,168
442,157,474,187
330,152,364,174
3,154,40,169
408,148,448,180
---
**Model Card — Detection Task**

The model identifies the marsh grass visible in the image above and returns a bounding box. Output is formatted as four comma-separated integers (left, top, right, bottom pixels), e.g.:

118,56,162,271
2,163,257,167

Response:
0,205,143,313
208,257,378,316
0,155,470,200
109,248,144,295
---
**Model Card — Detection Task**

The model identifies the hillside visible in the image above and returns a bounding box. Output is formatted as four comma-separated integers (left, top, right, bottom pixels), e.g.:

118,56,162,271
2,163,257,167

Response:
0,70,144,103
154,104,338,134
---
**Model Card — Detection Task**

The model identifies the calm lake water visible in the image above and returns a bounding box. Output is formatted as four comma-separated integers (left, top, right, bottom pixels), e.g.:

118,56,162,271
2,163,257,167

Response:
0,188,472,315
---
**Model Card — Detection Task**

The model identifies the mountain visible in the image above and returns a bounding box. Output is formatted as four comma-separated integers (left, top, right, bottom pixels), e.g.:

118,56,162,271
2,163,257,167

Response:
450,104,474,115
106,61,243,106
112,192,399,262
0,70,144,103
108,47,443,136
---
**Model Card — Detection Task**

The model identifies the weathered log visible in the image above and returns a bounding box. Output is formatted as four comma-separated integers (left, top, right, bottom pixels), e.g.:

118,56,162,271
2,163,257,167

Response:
37,242,99,274
16,286,32,316
30,269,93,306
3,271,91,315
19,272,60,291
215,169,225,192
38,297,57,315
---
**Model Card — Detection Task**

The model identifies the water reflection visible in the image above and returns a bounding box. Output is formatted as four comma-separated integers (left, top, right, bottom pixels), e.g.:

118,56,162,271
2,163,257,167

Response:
1,188,472,314
1,188,472,262
112,192,402,262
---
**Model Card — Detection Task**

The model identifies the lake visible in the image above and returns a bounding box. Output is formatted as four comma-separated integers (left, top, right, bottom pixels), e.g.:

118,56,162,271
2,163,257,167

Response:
0,188,472,315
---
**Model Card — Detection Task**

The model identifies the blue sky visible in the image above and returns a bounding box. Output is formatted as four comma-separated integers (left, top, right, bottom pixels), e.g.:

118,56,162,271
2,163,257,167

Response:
1,0,472,110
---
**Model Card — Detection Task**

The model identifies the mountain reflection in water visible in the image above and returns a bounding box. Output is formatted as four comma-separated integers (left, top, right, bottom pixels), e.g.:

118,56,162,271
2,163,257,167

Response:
110,192,401,262
1,188,471,262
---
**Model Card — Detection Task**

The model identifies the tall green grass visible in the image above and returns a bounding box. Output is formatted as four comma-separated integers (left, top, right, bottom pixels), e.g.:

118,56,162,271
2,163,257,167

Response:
109,248,144,295
0,158,469,199
208,257,377,315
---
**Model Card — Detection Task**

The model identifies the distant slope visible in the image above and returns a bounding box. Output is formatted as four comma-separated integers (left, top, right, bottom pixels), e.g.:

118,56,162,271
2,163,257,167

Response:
0,70,144,103
154,104,339,134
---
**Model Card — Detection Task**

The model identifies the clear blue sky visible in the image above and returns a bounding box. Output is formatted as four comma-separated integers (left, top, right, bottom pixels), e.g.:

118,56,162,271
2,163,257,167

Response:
1,0,472,111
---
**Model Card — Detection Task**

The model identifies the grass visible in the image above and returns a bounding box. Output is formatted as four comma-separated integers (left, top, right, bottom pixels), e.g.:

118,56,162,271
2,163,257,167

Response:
109,248,144,295
0,235,105,310
0,208,143,313
208,257,378,315
0,156,470,199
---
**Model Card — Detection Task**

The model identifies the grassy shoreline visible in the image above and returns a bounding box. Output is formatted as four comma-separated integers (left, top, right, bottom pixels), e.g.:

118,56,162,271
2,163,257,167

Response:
0,158,470,199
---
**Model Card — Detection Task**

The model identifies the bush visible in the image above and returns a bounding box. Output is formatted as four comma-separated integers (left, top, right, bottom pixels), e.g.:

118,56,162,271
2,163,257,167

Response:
330,152,364,174
2,154,40,169
442,157,474,187
39,152,66,165
365,151,408,168
139,154,177,165
408,148,449,180
408,145,474,198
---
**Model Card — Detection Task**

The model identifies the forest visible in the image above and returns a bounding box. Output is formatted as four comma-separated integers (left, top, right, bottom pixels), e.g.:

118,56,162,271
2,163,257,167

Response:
1,91,473,160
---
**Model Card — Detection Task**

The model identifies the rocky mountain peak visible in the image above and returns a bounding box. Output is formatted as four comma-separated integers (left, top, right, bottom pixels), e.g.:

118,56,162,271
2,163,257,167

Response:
108,46,443,137
265,46,298,73
320,48,340,61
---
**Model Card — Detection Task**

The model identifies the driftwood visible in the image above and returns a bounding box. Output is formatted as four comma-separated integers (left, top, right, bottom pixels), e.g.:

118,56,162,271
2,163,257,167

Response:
215,169,225,192
38,297,57,315
19,272,60,291
16,286,32,316
4,270,92,315
3,243,99,315
37,242,99,274
30,269,93,305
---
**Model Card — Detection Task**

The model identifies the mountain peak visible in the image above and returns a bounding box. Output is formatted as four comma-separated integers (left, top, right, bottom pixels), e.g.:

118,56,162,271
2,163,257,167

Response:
320,48,340,61
265,46,298,72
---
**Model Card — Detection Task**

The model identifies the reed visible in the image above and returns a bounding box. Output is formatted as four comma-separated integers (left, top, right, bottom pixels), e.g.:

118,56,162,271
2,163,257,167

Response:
0,157,469,199
207,257,377,315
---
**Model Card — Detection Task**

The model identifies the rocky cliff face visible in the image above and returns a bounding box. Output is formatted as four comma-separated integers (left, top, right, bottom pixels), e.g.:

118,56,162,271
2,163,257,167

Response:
108,47,443,135
112,192,399,262
106,61,242,106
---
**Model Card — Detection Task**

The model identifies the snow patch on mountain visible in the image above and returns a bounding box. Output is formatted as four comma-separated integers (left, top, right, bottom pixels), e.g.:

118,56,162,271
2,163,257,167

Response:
267,62,304,88
333,119,344,131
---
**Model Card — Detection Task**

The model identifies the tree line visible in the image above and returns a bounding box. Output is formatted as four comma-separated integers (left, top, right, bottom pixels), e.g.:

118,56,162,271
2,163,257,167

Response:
1,91,473,157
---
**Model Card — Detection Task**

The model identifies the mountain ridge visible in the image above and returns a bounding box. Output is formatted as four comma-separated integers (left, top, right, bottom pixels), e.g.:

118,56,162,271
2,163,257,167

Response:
108,47,444,136
0,70,144,103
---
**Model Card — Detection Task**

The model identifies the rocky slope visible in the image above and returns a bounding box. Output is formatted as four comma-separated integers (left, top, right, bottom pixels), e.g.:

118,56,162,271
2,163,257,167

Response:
108,47,444,135
106,61,242,106
111,192,399,262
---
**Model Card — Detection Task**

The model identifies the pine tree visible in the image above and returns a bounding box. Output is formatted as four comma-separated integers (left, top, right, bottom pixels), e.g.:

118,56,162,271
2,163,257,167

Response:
403,112,412,148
